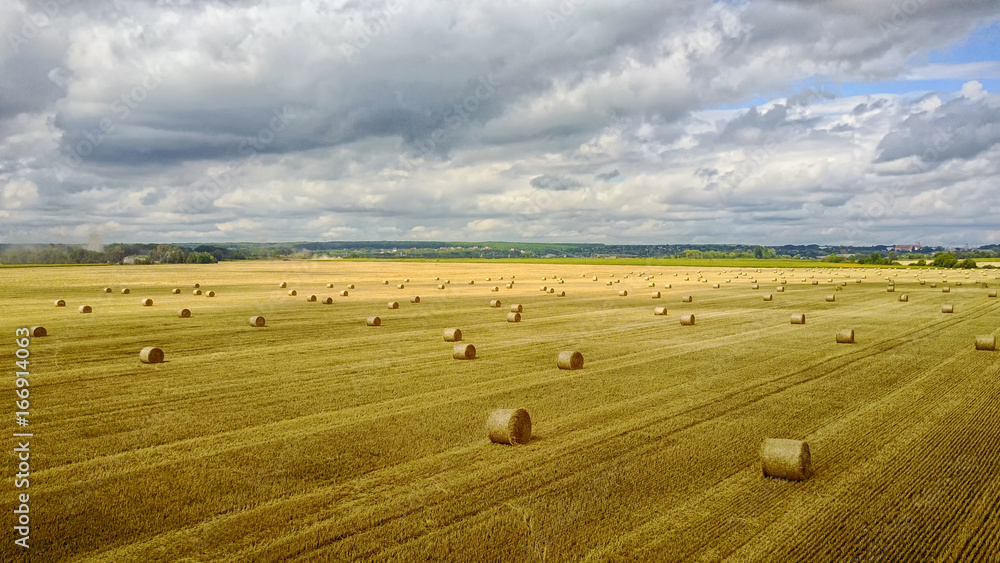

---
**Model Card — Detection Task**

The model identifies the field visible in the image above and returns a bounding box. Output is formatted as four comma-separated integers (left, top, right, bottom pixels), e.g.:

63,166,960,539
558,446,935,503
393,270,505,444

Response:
2,261,999,562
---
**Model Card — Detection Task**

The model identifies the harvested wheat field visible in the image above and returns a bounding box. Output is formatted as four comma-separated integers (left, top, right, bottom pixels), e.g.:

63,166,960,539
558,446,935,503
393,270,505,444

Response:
2,261,999,562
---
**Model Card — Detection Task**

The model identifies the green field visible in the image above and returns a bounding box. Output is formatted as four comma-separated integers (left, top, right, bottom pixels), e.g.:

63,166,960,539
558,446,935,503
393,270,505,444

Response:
2,261,999,561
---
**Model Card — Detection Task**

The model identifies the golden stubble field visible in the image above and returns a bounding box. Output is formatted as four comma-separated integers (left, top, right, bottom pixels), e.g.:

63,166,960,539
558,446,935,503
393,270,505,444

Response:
2,260,999,562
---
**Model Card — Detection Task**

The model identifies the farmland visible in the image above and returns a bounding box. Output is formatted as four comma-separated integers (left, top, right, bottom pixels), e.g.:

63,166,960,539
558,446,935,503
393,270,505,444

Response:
2,261,999,562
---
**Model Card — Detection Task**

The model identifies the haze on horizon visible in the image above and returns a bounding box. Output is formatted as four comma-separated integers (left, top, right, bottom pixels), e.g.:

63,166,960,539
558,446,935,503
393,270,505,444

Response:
1,0,999,247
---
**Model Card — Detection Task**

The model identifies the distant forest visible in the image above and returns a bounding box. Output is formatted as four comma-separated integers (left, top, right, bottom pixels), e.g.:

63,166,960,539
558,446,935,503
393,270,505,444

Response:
1,241,997,266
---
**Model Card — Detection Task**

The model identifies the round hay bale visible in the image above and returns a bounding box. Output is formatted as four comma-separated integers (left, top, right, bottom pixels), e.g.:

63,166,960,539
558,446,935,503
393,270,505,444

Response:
887,286,895,292
751,284,759,290
193,283,200,288
619,290,628,297
680,313,696,326
540,286,548,292
305,295,317,302
79,305,92,313
665,284,672,289
452,343,476,360
510,304,523,313
171,288,181,294
777,286,785,292
488,408,532,445
989,290,997,298
249,315,265,327
287,290,297,296
919,280,925,285
438,284,446,289
139,347,164,364
178,308,191,318
651,291,661,299
443,328,462,342
781,280,787,284
898,294,908,302
761,438,812,481
975,335,996,351
339,290,349,297
606,281,613,286
712,283,720,289
366,316,381,326
654,306,668,315
811,281,819,285
434,276,440,280
942,304,954,313
825,295,835,302
121,288,131,294
279,282,287,288
505,283,514,289
593,276,598,281
836,329,855,343
791,313,806,324
410,296,420,303
547,288,555,294
942,287,950,293
681,295,692,302
193,289,202,295
491,286,500,292
29,326,46,337
445,280,451,284
506,312,521,323
383,280,389,285
490,300,502,308
321,297,333,304
468,280,475,285
649,282,656,287
326,283,334,288
140,298,153,306
387,301,399,309
930,282,938,288
348,284,356,289
840,281,847,286
404,278,410,283
206,291,215,297
956,281,963,286
103,287,112,293
556,291,566,297
557,351,584,370
397,284,405,289
54,299,66,307
763,294,773,301
857,279,863,284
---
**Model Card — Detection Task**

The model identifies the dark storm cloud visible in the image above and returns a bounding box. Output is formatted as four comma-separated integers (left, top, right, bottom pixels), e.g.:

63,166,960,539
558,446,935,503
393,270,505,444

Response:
874,96,1000,165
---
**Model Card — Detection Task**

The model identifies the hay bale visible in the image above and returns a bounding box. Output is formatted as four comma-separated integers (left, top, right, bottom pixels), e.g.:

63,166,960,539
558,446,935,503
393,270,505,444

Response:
857,279,863,284
777,286,785,292
919,280,925,285
619,290,628,297
347,284,355,289
665,284,672,289
825,295,835,302
397,284,405,289
654,306,668,315
811,281,819,285
898,294,908,302
121,288,131,294
942,304,954,313
468,280,475,285
29,326,46,337
206,291,215,297
410,296,420,303
140,298,153,306
178,308,191,318
171,289,181,294
975,335,996,351
139,346,164,364
287,290,297,296
445,280,451,284
956,281,963,286
556,291,566,297
387,301,399,309
712,283,720,289
326,283,334,288
652,291,661,299
930,283,937,288
887,286,895,292
505,283,514,289
942,287,950,293
680,313,695,326
79,305,92,313
383,280,389,285
836,329,855,343
507,312,521,323
249,315,265,327
193,289,202,296
764,294,773,301
751,284,759,290
452,343,476,360
540,286,548,291
649,283,656,287
438,284,446,289
491,286,500,292
681,295,692,302
510,304,523,313
303,294,316,302
339,290,349,297
791,313,805,324
193,283,200,288
443,328,462,342
488,408,532,445
322,297,333,304
54,299,66,307
404,278,410,283
761,438,812,481
557,351,584,370
103,287,112,293
989,290,997,298
279,282,287,288
547,287,555,294
366,316,381,326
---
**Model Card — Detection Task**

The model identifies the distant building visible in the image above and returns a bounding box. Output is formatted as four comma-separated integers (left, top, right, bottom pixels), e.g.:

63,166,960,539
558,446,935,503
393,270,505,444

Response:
894,244,921,252
122,255,137,265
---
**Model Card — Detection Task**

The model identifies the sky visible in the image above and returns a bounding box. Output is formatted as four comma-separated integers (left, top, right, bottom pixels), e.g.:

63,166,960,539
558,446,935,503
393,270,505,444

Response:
1,0,999,247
